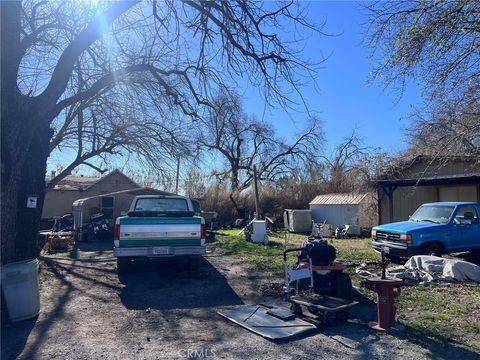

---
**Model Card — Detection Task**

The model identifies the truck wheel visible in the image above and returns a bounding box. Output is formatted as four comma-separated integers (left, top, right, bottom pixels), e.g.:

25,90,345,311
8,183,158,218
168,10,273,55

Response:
117,257,132,274
421,243,443,257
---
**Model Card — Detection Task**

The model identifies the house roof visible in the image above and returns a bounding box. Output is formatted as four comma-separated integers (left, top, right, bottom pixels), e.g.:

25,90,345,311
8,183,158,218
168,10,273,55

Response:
377,155,479,181
377,174,480,187
46,175,101,191
46,169,140,191
309,193,367,205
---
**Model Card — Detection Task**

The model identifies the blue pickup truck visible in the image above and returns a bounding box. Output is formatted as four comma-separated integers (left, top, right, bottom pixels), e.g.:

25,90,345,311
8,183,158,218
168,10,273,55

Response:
371,202,480,258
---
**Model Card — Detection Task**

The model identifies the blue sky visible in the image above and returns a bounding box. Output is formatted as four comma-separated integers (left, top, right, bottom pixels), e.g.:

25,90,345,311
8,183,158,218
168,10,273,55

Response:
48,1,424,178
242,1,423,156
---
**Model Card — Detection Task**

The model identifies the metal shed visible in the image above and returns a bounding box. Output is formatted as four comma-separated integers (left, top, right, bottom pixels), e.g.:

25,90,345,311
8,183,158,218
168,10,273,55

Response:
309,193,377,236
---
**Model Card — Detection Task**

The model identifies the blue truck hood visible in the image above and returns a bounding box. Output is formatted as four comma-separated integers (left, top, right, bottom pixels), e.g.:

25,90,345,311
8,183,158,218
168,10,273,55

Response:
374,221,442,233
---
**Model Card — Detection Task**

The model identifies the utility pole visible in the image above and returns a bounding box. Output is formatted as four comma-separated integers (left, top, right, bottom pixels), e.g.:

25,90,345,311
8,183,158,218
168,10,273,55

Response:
175,157,180,194
253,165,260,219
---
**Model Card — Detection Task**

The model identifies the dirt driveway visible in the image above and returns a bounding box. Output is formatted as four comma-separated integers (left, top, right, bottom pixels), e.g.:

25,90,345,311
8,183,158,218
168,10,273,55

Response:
2,241,480,360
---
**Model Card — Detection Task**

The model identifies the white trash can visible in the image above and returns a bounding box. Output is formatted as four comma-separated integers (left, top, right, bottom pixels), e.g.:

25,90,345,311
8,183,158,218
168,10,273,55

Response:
1,258,40,322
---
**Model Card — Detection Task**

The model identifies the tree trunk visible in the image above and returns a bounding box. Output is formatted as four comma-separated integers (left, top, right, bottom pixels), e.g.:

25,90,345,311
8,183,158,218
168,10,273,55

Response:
1,101,52,264
231,168,239,192
229,192,241,218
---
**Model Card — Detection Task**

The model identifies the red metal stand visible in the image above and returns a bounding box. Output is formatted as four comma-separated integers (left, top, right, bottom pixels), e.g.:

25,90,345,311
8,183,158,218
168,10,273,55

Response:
363,276,403,331
362,250,404,331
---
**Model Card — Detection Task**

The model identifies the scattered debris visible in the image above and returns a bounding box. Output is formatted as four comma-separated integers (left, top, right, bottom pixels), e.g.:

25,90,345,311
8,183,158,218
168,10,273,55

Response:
356,256,480,285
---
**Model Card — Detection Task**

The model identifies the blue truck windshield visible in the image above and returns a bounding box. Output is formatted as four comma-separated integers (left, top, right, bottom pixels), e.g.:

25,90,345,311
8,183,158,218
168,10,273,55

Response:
134,198,189,212
410,205,454,224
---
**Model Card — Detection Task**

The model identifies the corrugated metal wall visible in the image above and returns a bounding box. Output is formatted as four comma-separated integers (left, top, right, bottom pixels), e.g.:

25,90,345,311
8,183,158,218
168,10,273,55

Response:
379,184,480,224
310,204,360,235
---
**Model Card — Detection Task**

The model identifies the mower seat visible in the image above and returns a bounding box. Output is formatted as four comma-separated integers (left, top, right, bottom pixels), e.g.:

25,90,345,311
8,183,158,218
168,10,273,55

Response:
309,244,336,266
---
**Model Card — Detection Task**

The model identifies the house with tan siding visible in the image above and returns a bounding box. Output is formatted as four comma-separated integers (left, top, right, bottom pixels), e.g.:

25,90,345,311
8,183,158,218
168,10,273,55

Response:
42,170,140,221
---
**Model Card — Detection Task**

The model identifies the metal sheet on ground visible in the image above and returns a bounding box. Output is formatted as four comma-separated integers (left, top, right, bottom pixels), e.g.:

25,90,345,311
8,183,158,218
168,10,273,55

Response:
218,305,317,340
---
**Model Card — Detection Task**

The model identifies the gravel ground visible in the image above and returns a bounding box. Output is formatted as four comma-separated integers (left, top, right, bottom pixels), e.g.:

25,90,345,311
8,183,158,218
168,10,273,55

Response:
2,241,480,360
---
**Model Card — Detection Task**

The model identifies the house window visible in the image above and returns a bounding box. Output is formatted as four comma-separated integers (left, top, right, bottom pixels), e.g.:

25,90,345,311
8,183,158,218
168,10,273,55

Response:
101,196,114,220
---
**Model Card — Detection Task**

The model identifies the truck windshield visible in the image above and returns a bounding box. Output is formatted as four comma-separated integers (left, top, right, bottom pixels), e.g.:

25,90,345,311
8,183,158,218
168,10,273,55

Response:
134,198,189,212
410,205,454,224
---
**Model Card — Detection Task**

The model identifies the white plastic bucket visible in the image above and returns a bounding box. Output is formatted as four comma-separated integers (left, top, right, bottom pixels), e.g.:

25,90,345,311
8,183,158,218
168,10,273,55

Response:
1,258,40,322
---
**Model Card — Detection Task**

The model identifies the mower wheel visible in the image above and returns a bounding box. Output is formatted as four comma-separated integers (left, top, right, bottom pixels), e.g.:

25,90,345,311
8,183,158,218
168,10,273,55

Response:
290,303,303,316
307,305,319,315
321,311,335,325
336,272,353,300
335,309,349,322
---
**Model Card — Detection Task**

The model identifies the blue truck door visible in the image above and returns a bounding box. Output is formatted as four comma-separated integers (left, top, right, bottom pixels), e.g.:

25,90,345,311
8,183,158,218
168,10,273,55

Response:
451,205,480,251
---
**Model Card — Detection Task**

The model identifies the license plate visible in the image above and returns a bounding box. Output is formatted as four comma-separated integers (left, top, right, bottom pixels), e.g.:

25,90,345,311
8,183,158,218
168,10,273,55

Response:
382,246,390,254
153,247,169,255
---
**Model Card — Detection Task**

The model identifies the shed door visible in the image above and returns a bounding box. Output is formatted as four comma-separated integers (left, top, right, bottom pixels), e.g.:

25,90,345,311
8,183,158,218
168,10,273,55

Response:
439,186,477,202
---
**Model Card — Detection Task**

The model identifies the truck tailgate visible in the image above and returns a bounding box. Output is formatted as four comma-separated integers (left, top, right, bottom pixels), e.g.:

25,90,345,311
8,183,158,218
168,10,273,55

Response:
118,217,202,247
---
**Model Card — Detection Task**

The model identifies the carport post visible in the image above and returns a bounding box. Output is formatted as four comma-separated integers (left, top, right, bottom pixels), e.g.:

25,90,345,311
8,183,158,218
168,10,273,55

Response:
380,185,397,223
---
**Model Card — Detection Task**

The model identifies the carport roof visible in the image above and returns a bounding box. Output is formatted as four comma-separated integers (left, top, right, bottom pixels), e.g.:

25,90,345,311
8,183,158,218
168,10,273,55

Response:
72,187,171,206
309,193,367,205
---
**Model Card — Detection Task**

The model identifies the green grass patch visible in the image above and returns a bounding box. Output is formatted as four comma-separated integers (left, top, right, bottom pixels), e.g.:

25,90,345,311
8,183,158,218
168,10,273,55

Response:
212,230,480,350
218,229,379,263
329,238,379,263
213,231,379,271
397,284,480,349
211,232,288,271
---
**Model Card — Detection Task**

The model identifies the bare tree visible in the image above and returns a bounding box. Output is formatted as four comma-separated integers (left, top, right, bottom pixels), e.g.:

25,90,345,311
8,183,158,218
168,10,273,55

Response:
1,0,325,263
321,131,378,193
197,93,324,212
364,0,480,101
47,85,193,190
365,1,480,162
406,95,480,157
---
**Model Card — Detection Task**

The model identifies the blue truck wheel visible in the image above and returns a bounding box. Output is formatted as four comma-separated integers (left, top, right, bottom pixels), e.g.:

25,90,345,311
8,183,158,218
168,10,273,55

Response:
421,243,443,257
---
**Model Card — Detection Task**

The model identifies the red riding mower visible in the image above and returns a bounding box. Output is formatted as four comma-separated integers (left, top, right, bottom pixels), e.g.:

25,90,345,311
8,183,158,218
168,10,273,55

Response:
283,237,358,322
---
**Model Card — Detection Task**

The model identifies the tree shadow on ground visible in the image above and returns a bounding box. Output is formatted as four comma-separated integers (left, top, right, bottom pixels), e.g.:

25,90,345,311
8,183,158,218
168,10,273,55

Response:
119,257,244,311
70,239,114,257
1,313,37,360
0,256,76,360
1,247,120,360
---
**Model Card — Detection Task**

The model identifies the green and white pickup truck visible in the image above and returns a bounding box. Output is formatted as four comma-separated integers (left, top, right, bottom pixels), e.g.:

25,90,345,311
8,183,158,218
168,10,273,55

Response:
113,195,206,273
